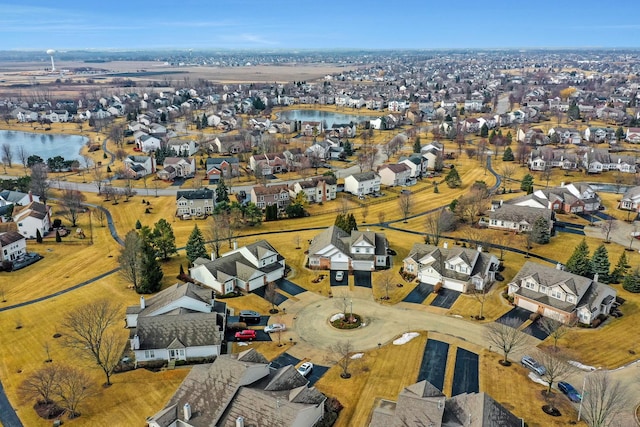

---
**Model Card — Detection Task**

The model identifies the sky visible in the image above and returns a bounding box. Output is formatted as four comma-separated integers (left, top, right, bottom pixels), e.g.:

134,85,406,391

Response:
1,0,640,51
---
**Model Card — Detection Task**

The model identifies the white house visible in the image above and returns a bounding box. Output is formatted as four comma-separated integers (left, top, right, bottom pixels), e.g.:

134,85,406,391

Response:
175,188,215,217
619,186,640,214
508,261,616,325
403,242,499,293
378,163,412,187
0,231,27,263
124,155,156,179
308,226,388,271
136,134,162,152
190,240,285,295
167,139,197,157
12,201,51,239
344,172,381,196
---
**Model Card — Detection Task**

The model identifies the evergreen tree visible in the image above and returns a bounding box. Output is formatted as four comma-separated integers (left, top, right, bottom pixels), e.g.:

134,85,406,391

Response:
565,239,591,278
36,229,43,243
521,174,534,193
186,225,208,264
347,213,358,233
610,251,630,284
334,214,348,233
135,219,142,230
530,216,550,244
334,213,357,234
445,166,462,188
201,113,207,128
505,131,513,145
590,244,611,283
55,229,61,243
502,146,515,161
413,136,421,153
216,178,230,203
265,204,278,221
138,236,163,294
622,268,640,293
152,218,177,260
480,123,489,137
343,140,353,156
615,126,625,141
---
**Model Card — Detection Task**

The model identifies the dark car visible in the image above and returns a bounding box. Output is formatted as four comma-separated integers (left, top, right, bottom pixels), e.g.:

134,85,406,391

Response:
239,310,261,324
558,381,582,402
386,248,397,256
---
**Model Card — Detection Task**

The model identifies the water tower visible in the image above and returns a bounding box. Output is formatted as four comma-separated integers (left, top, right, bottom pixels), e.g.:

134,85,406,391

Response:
46,49,56,72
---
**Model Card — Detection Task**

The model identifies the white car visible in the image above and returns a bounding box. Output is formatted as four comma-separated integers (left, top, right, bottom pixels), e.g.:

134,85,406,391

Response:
335,271,344,281
297,362,313,377
264,323,286,333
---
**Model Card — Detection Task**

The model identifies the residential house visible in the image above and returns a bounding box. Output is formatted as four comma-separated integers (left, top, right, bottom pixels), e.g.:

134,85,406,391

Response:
487,204,554,234
378,163,412,186
420,142,444,170
528,149,580,172
619,186,640,215
147,349,326,427
506,184,601,214
301,121,323,137
205,157,240,183
0,190,39,208
584,149,637,174
12,201,51,239
626,127,640,143
330,122,356,138
508,261,616,325
213,137,246,154
548,127,582,145
124,155,156,179
126,283,225,363
249,153,288,175
190,240,285,294
157,157,196,181
45,110,70,123
369,380,521,427
0,231,27,263
308,226,388,271
399,154,427,178
136,133,162,152
464,98,484,112
344,172,381,196
167,139,197,157
175,188,215,217
250,184,290,209
584,127,615,143
289,176,338,203
402,243,499,293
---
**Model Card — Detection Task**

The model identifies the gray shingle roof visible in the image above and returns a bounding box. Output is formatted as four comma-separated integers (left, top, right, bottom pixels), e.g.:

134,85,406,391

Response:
176,188,214,200
136,312,222,350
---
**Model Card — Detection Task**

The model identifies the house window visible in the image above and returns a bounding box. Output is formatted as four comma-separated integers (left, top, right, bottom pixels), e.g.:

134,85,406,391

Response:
539,285,547,293
567,295,575,303
524,281,534,290
406,264,414,272
551,289,563,300
144,350,155,359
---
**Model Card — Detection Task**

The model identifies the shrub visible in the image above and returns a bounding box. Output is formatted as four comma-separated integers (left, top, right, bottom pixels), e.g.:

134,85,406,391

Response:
52,218,62,228
228,322,247,331
529,313,541,322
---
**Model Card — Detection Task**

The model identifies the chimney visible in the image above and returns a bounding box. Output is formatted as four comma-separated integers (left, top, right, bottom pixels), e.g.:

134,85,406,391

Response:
443,242,448,249
183,403,192,421
594,272,599,283
211,251,216,261
477,245,483,253
140,296,145,309
130,335,140,350
28,190,33,203
236,417,245,427
233,240,238,250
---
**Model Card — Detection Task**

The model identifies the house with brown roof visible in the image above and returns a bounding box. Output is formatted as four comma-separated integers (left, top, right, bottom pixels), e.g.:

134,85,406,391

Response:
205,157,240,183
251,184,290,210
126,283,225,364
157,157,196,181
249,152,288,175
190,240,285,294
403,242,499,293
0,231,27,263
378,163,412,186
369,380,521,427
147,349,327,427
308,226,388,271
507,261,616,325
12,201,51,239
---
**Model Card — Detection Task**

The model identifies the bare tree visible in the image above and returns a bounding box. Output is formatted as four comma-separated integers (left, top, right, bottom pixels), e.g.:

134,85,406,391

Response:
18,364,60,405
331,340,354,379
579,371,629,427
398,192,412,222
600,218,618,243
485,319,530,365
92,167,105,195
1,143,12,172
424,209,456,246
500,164,517,191
54,365,94,419
470,287,489,320
378,270,394,301
17,145,29,172
377,211,386,225
30,163,50,204
541,165,553,188
339,194,350,215
539,318,570,351
536,350,575,394
62,299,122,386
207,213,226,259
361,204,369,223
118,230,144,292
61,188,87,227
265,282,280,314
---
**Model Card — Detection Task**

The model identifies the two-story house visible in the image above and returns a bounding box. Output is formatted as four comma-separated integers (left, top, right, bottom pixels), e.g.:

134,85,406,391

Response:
205,157,240,183
157,157,196,181
136,133,162,153
12,201,51,239
166,139,197,157
190,240,285,294
126,283,226,364
249,153,288,175
289,176,338,203
0,231,27,263
619,186,640,215
124,155,156,179
402,242,499,293
344,172,381,196
175,188,215,218
250,184,290,210
378,163,413,187
308,226,388,271
508,261,616,325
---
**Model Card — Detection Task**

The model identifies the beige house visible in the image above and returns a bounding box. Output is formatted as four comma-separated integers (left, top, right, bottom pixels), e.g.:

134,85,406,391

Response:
308,226,388,271
175,188,215,217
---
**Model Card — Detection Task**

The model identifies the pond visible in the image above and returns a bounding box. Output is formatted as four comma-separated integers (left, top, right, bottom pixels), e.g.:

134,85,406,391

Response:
276,109,373,128
0,130,89,164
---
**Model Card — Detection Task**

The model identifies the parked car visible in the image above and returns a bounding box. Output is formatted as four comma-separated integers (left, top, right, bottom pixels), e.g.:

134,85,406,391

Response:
386,248,397,256
521,355,546,376
235,329,257,341
264,323,286,333
335,271,344,282
558,381,582,402
297,362,313,377
239,310,261,324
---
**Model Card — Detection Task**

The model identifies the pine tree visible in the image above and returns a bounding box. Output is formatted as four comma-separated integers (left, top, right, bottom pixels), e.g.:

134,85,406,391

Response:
610,251,630,284
521,174,534,193
445,167,462,188
590,244,611,283
138,236,163,293
216,178,230,203
186,225,208,264
530,216,550,244
135,219,142,230
55,229,61,243
502,146,514,161
36,229,43,243
565,239,591,278
622,268,640,293
413,136,421,153
343,140,353,156
152,218,177,260
347,213,358,233
480,123,489,137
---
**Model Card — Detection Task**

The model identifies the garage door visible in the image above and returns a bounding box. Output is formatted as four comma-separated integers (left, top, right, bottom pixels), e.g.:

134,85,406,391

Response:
443,280,465,293
516,297,539,313
331,261,349,270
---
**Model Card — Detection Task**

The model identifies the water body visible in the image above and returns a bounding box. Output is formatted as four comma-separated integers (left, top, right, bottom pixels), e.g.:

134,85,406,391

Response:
276,109,372,127
0,130,88,163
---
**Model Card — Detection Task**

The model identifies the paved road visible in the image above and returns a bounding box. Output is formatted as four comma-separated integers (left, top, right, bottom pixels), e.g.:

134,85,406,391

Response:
0,379,22,427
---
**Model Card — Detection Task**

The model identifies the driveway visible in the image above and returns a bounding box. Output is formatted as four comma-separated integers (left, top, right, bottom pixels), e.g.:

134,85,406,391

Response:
402,282,434,303
430,288,460,309
330,270,348,286
417,339,449,390
451,348,479,396
275,278,306,296
496,307,531,328
353,270,372,288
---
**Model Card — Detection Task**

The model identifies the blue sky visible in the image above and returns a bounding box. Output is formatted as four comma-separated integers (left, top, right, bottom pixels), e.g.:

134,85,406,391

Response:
1,1,639,51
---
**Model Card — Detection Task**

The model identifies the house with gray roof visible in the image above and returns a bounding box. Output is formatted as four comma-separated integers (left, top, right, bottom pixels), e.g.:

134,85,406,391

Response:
147,349,327,427
124,155,156,179
308,225,388,271
403,242,499,293
369,380,521,427
0,231,27,263
619,185,640,215
125,282,226,364
175,188,215,218
487,204,554,234
190,240,284,294
344,171,381,196
507,261,616,325
205,156,240,183
12,201,51,239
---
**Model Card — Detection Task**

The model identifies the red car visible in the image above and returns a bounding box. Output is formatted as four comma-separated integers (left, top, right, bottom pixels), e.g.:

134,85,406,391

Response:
235,329,256,341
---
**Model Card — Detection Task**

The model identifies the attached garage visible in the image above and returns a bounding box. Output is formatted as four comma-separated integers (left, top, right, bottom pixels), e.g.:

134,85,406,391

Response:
443,279,466,293
515,297,540,313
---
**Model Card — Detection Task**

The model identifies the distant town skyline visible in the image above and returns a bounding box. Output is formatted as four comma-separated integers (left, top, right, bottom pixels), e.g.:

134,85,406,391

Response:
1,1,639,51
